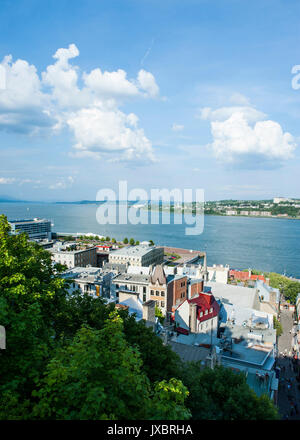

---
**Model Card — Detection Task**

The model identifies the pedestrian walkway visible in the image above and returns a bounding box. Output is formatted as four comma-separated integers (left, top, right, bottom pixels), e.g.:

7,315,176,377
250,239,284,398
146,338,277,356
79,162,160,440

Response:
277,309,300,420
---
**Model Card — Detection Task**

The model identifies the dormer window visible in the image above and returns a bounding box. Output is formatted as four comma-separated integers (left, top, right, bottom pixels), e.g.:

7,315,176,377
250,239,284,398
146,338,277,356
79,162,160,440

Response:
205,309,208,315
200,311,203,317
210,307,213,313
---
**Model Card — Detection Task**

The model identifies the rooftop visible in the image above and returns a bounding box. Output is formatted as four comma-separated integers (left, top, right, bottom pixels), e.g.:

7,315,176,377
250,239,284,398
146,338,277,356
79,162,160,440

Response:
113,272,150,284
206,281,258,309
110,244,157,257
9,218,50,224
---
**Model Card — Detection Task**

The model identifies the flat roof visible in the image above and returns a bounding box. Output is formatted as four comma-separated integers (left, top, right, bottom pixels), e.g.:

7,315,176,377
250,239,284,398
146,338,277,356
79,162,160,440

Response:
113,273,150,284
206,281,258,309
9,218,50,224
169,341,210,363
110,245,158,257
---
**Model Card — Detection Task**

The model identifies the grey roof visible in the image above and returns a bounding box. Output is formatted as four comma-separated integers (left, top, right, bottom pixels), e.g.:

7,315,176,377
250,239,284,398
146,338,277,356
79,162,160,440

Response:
112,272,150,284
110,244,157,257
169,341,210,363
206,281,258,309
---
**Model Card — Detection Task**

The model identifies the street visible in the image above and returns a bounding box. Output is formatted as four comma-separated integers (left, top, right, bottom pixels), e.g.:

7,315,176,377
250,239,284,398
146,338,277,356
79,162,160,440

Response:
277,308,300,419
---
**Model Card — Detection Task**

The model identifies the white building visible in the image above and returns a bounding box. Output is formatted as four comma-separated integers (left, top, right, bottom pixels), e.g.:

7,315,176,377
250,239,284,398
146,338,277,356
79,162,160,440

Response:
9,218,52,239
207,265,229,284
50,246,97,269
108,244,164,267
61,266,114,299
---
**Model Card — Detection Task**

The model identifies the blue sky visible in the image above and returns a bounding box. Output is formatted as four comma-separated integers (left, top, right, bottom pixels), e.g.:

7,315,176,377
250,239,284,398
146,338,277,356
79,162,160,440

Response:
1,0,300,201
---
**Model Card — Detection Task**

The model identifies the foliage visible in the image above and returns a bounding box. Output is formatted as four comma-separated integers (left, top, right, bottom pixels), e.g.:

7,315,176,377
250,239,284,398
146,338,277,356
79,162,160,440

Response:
135,240,140,245
267,272,300,304
129,238,135,245
105,236,110,242
155,305,165,325
112,238,116,243
149,240,154,246
0,215,69,410
273,316,283,337
123,237,128,244
180,364,279,420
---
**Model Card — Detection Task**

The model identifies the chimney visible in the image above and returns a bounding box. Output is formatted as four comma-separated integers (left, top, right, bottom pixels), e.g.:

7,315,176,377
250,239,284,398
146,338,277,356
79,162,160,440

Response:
189,303,197,333
143,300,156,330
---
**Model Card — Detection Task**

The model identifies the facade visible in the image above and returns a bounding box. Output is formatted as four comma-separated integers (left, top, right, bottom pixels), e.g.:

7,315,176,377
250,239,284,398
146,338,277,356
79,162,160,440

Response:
108,244,164,267
149,265,188,315
111,272,150,302
9,218,52,239
50,246,97,268
207,265,229,284
62,266,114,299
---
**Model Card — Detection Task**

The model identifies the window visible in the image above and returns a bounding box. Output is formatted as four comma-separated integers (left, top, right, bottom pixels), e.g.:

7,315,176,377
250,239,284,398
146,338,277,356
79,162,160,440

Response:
156,290,159,296
210,307,213,313
200,311,203,317
161,291,165,297
151,290,154,295
205,309,208,315
143,286,146,293
161,301,165,308
143,294,146,302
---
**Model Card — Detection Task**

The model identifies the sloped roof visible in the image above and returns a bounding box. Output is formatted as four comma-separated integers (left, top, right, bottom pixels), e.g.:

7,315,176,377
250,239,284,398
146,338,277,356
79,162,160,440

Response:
150,264,167,285
188,292,220,322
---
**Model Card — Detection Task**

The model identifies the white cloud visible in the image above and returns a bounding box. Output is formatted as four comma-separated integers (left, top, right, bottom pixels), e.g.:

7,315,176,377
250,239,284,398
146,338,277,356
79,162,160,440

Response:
209,110,296,164
137,69,159,98
0,44,160,163
67,107,155,162
0,177,16,184
83,68,140,98
172,123,184,132
229,93,250,106
199,106,266,123
49,175,75,190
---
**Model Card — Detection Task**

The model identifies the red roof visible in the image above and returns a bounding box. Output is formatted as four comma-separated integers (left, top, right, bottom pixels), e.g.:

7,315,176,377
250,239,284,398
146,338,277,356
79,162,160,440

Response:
229,270,266,283
188,292,220,322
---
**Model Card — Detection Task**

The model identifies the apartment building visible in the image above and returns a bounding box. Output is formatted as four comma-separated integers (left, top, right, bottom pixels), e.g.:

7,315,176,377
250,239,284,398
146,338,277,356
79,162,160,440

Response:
108,244,164,267
50,246,97,268
9,218,52,239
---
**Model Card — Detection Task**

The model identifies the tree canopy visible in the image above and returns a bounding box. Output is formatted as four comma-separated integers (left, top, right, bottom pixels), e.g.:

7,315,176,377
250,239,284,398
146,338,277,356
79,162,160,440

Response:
0,215,279,420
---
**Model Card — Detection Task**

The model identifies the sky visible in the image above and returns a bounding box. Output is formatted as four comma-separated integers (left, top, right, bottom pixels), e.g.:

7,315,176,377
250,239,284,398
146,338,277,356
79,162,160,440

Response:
1,0,300,201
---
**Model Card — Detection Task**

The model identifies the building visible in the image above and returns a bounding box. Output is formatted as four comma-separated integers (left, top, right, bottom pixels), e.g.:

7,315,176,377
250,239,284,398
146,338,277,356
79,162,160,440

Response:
9,218,52,239
174,287,220,336
255,280,280,316
226,210,237,215
229,269,266,284
108,244,164,267
207,265,229,284
273,197,291,204
111,272,150,302
50,246,97,268
149,265,188,315
61,266,114,299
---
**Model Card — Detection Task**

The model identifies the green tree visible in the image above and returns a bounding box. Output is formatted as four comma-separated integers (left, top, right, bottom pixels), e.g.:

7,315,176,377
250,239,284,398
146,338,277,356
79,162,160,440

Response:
135,240,140,245
112,238,116,243
273,316,283,337
123,237,128,244
149,240,154,246
31,312,190,420
180,364,279,420
105,236,110,242
155,305,165,325
129,238,135,245
0,215,68,409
